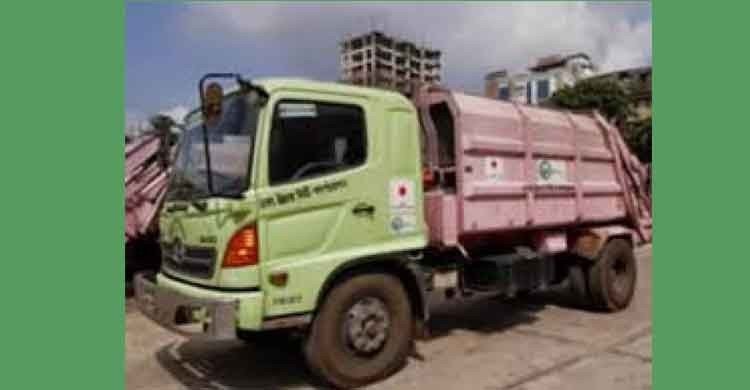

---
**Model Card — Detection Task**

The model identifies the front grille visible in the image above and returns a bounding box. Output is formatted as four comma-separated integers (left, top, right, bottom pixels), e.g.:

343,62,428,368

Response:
161,241,217,279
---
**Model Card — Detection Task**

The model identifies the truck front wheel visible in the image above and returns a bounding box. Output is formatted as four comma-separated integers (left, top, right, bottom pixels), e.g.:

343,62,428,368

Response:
587,238,637,311
304,273,413,389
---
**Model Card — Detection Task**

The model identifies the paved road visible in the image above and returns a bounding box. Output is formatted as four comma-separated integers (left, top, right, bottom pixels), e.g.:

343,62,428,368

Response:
126,245,652,390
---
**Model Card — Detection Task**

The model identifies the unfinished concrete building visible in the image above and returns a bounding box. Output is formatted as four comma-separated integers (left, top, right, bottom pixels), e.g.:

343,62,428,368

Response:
340,31,442,95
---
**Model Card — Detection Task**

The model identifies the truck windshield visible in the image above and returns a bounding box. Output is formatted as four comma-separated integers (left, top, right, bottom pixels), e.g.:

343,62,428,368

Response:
166,92,262,201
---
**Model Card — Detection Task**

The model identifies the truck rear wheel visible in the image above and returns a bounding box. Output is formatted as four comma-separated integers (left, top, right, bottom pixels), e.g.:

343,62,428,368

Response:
587,239,637,311
304,273,413,389
568,264,590,305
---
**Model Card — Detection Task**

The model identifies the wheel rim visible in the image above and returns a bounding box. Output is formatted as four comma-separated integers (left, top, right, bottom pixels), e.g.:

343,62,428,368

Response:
343,297,391,356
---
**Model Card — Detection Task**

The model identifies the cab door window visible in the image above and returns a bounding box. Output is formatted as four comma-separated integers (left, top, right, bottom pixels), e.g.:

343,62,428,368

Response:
269,101,366,185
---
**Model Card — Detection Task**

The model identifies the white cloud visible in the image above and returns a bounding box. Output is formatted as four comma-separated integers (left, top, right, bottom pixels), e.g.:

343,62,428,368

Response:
179,2,651,93
125,109,148,134
159,105,190,124
598,19,652,72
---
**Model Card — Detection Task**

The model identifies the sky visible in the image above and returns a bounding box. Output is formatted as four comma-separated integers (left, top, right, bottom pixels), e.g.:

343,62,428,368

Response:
126,1,652,129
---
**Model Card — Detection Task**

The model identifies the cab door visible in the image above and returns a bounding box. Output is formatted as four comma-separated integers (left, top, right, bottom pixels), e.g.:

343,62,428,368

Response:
255,91,391,317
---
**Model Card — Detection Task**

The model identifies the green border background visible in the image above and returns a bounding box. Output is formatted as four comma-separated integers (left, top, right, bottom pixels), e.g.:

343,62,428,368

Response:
652,1,750,389
2,1,124,388
2,1,748,388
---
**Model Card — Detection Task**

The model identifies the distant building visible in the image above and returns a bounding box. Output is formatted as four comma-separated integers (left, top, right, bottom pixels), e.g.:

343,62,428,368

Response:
484,70,531,105
485,53,596,105
340,31,442,96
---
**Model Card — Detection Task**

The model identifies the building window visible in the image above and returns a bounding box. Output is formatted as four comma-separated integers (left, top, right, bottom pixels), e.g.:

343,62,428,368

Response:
526,81,533,104
269,101,367,185
536,79,550,100
498,86,510,101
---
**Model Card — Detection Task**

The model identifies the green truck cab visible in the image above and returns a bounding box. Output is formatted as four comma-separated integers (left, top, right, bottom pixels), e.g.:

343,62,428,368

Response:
136,76,430,388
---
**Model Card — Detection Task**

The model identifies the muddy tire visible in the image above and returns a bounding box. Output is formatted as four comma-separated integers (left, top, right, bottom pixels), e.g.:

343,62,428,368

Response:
587,239,637,311
304,273,413,389
568,264,590,305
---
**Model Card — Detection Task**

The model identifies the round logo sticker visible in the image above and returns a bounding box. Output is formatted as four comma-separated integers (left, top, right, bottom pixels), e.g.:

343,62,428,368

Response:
539,160,554,180
391,216,404,231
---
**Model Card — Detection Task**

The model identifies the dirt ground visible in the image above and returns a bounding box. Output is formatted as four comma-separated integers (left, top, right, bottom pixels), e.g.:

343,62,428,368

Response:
126,245,652,390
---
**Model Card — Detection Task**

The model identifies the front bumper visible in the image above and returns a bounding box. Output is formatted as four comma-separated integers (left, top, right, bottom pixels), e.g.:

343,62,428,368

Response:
134,272,264,339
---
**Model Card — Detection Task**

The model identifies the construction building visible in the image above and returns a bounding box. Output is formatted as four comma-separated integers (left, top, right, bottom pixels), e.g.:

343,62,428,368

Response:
340,31,442,95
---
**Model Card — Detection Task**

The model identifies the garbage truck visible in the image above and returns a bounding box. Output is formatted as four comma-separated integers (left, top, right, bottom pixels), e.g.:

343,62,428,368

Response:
135,74,652,389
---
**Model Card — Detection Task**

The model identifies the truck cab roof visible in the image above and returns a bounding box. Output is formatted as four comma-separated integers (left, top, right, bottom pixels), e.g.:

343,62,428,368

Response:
253,78,415,108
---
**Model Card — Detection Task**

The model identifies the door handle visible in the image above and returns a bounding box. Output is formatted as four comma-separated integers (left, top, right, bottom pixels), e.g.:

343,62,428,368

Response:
352,203,376,216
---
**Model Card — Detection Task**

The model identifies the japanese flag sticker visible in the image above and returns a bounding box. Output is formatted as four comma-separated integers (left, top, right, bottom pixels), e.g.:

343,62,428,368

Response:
485,157,504,182
390,179,415,209
389,178,417,234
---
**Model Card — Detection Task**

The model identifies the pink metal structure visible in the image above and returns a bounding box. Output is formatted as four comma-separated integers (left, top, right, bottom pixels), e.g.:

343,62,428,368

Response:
125,134,170,242
414,86,652,249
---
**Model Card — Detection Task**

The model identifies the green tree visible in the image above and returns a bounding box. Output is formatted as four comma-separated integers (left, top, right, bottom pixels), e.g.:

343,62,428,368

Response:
623,116,651,163
547,78,651,163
